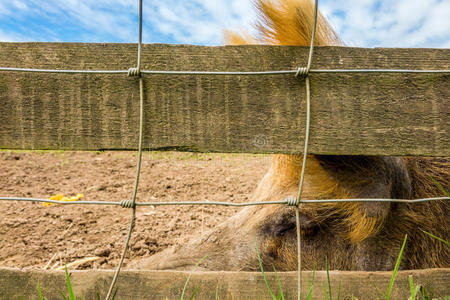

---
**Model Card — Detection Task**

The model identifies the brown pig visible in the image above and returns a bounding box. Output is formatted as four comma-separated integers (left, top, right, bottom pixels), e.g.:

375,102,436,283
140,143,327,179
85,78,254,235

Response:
135,0,450,271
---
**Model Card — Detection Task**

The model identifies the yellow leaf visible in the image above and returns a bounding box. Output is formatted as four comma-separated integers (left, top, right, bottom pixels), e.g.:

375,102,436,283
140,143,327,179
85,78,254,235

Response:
49,194,64,200
44,193,83,206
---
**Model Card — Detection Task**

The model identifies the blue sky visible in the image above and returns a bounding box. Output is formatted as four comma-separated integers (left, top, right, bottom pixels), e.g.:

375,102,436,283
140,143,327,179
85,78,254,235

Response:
0,0,449,48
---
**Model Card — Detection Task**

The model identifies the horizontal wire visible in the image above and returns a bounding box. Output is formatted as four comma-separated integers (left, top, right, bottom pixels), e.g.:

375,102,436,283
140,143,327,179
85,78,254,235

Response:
0,197,121,205
0,67,128,74
140,69,450,75
293,197,449,203
1,196,447,207
0,67,449,75
310,69,450,74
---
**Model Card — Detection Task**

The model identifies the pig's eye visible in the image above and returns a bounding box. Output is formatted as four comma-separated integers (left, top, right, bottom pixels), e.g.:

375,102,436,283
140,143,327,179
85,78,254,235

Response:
260,211,320,239
261,218,295,237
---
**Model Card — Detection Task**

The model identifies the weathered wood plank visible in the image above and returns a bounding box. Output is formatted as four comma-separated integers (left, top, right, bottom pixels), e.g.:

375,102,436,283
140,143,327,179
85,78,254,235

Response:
1,267,449,300
0,43,448,155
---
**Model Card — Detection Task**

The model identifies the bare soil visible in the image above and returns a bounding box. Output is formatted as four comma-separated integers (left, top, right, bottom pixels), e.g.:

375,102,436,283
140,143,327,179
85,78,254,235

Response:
0,151,268,270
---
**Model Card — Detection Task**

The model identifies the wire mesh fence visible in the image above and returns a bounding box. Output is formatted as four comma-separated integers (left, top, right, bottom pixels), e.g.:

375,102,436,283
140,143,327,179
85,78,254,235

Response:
0,0,449,299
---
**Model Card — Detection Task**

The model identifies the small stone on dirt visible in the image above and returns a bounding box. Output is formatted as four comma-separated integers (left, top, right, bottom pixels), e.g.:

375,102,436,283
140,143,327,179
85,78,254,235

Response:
94,248,111,257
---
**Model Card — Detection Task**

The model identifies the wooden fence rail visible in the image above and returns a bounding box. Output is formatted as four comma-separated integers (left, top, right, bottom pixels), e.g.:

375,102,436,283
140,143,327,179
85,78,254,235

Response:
0,43,448,155
1,267,449,300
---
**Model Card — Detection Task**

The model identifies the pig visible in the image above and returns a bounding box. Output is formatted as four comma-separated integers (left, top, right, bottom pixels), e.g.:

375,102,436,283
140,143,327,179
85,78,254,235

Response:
134,0,449,271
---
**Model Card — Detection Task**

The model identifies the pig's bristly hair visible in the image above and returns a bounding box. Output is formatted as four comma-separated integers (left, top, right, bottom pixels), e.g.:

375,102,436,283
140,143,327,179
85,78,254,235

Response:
224,0,342,46
224,0,382,244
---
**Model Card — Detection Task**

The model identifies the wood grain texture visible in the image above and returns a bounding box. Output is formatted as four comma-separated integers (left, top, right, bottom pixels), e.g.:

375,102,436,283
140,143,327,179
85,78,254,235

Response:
0,43,448,155
1,267,449,299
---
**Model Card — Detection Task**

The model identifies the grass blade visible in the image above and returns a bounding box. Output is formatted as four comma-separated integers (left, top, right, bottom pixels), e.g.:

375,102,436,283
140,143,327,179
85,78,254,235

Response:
373,282,386,299
272,265,285,300
420,229,450,246
387,234,408,300
111,287,118,300
58,291,68,300
326,257,332,300
188,284,203,300
323,281,327,300
37,280,44,300
429,176,450,197
255,239,276,299
305,268,316,300
337,280,341,300
408,275,415,300
180,255,207,300
64,265,76,300
215,284,219,300
412,285,421,299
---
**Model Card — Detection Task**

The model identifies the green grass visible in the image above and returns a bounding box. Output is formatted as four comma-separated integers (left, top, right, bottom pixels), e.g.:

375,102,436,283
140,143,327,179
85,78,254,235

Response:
254,242,343,300
37,265,117,300
408,275,421,300
429,177,450,197
56,266,76,300
35,231,448,299
305,268,316,300
255,239,282,300
325,257,332,300
180,255,207,300
37,280,46,300
420,177,449,247
385,234,408,300
421,230,450,247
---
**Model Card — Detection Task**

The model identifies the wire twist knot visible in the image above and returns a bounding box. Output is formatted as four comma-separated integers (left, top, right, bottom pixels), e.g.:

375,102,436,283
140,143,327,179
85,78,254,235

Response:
285,197,299,206
295,67,308,78
120,200,135,208
128,67,141,77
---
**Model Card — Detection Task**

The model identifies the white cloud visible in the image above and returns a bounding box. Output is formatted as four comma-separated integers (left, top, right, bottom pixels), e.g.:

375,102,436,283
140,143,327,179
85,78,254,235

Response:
144,0,256,44
12,0,28,10
0,0,448,47
0,0,138,42
321,0,450,47
0,29,27,42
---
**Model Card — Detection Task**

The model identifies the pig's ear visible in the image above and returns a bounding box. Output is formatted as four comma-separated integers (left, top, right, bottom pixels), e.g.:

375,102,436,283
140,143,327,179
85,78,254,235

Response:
347,157,412,243
338,201,391,243
315,156,412,243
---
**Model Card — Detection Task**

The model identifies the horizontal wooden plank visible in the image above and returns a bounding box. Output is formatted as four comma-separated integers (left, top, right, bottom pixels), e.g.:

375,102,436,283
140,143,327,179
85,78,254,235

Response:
0,43,448,155
1,267,449,299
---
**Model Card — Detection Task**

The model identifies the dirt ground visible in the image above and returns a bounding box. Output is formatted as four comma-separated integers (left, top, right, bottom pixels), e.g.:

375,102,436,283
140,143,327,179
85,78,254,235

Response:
0,150,269,270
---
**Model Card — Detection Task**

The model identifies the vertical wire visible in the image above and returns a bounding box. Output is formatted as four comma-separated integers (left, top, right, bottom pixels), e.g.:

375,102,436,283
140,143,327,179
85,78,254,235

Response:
105,77,144,300
295,76,311,300
105,0,144,299
295,0,318,298
295,78,311,205
137,0,142,71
